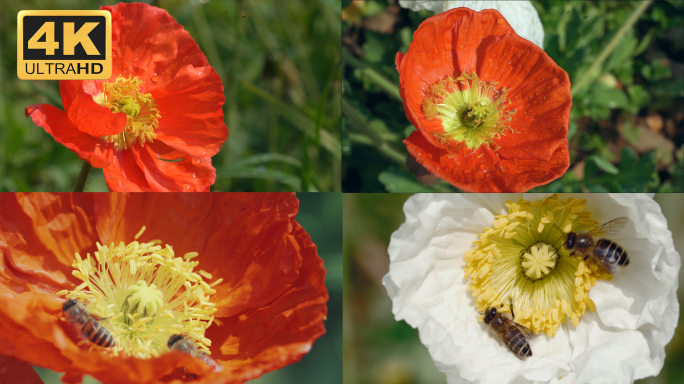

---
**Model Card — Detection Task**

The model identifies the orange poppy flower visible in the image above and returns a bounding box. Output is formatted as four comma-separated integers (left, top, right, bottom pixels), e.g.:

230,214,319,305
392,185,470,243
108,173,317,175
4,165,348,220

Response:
25,3,228,192
0,193,328,383
396,8,571,192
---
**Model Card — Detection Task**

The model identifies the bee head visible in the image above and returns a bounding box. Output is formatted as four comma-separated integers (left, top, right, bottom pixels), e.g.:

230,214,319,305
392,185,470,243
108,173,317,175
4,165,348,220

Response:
564,232,576,249
483,307,498,324
62,299,78,312
168,334,185,348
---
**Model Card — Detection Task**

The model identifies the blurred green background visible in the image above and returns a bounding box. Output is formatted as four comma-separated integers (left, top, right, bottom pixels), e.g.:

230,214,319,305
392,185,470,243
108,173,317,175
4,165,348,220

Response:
342,0,683,193
0,0,341,192
34,192,343,384
343,193,684,384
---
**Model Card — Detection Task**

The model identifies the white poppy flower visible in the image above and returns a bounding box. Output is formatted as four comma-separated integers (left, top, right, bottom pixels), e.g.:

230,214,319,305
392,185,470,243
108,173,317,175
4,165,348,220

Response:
383,193,680,383
398,0,545,49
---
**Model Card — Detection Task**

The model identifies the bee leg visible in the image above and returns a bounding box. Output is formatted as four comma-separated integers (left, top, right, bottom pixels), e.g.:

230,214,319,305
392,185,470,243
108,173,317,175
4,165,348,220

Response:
183,367,198,380
584,255,589,261
510,301,515,320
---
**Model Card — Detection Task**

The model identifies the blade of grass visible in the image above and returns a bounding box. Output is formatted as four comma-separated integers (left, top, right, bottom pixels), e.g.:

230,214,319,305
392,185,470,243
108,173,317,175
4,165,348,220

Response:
216,168,301,190
229,153,302,169
239,78,341,158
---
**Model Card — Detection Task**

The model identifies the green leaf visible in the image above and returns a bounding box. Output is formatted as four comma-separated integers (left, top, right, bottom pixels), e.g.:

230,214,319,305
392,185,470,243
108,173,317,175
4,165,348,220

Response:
362,33,386,64
605,30,637,72
378,168,433,192
587,155,619,174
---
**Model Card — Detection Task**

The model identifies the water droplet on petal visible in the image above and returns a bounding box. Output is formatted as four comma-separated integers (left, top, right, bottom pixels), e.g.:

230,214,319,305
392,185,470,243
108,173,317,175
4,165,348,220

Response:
151,75,159,83
497,18,504,25
192,158,201,165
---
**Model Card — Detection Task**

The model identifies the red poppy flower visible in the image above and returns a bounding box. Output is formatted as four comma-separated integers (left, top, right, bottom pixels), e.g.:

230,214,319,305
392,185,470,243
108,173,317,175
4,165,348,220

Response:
25,3,228,192
396,8,571,192
0,193,328,383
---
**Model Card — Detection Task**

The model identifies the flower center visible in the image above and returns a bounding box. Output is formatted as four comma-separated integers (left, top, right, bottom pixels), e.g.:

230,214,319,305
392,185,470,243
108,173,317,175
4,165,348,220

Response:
421,72,515,150
464,194,612,336
57,226,223,359
94,75,161,150
520,242,558,281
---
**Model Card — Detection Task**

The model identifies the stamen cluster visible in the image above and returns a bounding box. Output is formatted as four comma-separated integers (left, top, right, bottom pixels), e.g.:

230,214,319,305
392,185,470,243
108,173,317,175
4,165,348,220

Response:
421,72,515,151
464,194,612,336
57,227,221,358
96,75,161,149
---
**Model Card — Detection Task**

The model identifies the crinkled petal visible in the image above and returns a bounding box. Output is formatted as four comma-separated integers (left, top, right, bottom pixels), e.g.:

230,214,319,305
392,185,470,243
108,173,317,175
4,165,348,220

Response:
24,104,113,169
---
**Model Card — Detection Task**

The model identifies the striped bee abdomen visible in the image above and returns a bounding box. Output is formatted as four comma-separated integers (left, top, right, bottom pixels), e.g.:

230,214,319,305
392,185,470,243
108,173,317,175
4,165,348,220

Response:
506,328,532,358
595,239,629,269
81,318,115,348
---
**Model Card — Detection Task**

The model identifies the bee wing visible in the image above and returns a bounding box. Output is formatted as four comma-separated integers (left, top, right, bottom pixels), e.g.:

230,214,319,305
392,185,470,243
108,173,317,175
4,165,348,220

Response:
516,322,536,340
588,217,628,237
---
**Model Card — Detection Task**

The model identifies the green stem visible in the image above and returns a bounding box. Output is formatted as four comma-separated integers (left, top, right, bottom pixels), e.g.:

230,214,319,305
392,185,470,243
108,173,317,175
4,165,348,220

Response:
571,0,652,97
343,99,407,166
73,162,92,192
342,50,402,101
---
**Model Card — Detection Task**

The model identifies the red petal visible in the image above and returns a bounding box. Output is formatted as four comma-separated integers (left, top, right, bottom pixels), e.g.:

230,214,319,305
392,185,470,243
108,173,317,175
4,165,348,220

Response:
133,146,216,192
92,193,304,318
24,104,113,168
404,131,569,192
210,222,327,381
0,352,43,384
59,80,126,137
154,65,228,158
477,34,572,161
103,3,210,87
103,149,153,192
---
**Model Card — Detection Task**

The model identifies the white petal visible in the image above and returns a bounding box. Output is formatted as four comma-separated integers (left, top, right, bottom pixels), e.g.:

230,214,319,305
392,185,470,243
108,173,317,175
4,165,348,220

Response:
398,0,545,49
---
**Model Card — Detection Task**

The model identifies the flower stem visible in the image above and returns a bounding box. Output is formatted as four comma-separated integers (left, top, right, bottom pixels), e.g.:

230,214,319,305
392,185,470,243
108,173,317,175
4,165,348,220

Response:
73,162,92,192
571,0,653,97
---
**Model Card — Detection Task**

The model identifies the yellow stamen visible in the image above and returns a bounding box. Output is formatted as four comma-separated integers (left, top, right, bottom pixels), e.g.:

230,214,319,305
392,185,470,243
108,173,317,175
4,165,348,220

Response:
94,75,161,150
61,227,218,358
464,194,612,336
421,72,515,151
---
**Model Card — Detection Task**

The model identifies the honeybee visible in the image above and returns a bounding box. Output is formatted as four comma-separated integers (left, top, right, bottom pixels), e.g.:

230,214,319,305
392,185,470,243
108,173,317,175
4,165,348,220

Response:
563,217,629,275
62,299,115,348
168,334,223,373
483,302,533,359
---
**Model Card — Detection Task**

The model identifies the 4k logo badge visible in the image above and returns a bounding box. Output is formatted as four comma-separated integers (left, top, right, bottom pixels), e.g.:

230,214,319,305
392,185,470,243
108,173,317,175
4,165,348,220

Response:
17,10,112,80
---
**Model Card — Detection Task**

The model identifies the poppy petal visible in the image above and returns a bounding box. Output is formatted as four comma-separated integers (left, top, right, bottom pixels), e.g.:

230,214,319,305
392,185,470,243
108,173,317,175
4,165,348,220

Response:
91,193,304,318
104,3,210,86
154,65,228,158
0,352,43,384
404,130,569,192
209,222,327,381
59,80,126,137
133,146,216,192
25,104,113,169
103,150,153,192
